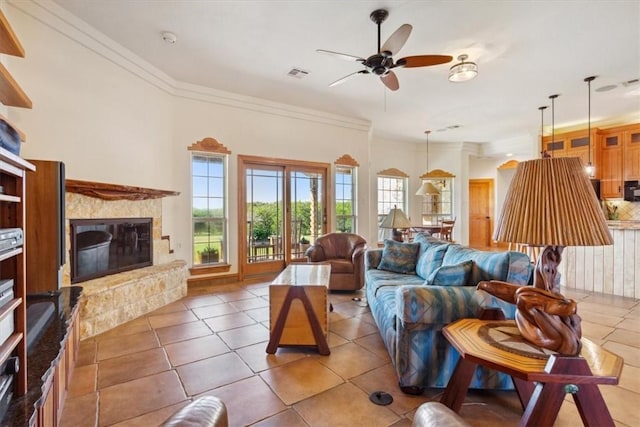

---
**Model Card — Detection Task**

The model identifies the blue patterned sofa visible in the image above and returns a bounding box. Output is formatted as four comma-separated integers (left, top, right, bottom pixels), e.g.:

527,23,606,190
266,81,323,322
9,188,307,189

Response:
365,233,532,394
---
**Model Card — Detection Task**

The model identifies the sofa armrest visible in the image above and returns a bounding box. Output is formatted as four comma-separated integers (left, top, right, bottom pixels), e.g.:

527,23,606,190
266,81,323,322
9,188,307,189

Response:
365,248,382,270
305,244,326,262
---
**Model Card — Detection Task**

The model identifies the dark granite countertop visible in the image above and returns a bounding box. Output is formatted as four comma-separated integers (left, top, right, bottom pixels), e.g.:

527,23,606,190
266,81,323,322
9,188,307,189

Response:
2,286,82,427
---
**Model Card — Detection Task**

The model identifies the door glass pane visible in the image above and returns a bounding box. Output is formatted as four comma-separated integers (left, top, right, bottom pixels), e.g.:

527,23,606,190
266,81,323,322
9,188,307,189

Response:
246,167,284,263
291,170,323,259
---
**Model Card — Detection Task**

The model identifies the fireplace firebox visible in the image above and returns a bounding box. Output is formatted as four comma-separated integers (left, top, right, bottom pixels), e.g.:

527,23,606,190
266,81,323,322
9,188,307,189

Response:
70,218,152,283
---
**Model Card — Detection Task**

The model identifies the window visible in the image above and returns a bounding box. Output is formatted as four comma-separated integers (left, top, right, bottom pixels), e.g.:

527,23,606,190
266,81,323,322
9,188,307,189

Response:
335,165,356,233
418,173,454,225
192,153,227,266
377,170,408,241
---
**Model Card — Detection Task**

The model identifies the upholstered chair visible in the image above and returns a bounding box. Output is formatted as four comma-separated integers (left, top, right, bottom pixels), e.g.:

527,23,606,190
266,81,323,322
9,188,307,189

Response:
305,233,367,291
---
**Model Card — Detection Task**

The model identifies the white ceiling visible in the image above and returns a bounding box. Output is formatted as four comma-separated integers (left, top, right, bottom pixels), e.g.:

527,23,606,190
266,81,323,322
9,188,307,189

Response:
51,0,640,152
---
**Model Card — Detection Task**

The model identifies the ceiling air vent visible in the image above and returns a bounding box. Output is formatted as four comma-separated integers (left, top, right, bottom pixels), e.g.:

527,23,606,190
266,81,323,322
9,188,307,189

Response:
287,68,310,79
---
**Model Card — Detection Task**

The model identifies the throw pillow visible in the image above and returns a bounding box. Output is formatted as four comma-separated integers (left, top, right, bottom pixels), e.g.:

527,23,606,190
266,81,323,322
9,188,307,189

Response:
415,244,448,280
377,239,420,274
424,260,474,286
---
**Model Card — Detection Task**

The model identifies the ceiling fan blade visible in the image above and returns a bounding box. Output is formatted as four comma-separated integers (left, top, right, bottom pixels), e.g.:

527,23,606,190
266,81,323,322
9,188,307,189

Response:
380,71,399,91
316,49,365,63
329,70,368,87
395,55,453,68
380,24,412,55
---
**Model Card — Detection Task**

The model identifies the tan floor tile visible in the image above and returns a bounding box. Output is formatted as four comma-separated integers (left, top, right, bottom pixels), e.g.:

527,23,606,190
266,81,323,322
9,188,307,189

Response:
93,316,151,341
246,285,270,297
182,294,225,309
316,342,387,379
98,347,170,388
578,301,631,318
607,328,640,348
351,363,430,416
331,300,371,318
110,401,187,427
97,330,159,361
581,320,616,342
204,311,257,332
218,323,269,349
155,320,213,345
67,363,97,398
198,376,286,426
330,316,379,340
618,363,640,393
603,341,640,367
236,342,307,373
148,299,188,315
76,339,97,366
216,289,257,302
176,352,253,395
355,332,392,362
98,371,186,426
458,390,523,426
165,334,230,366
231,296,269,311
601,381,640,427
577,309,623,327
294,382,400,426
260,357,344,405
582,292,638,309
59,392,98,427
328,331,349,348
192,302,239,319
251,409,308,427
390,418,413,427
245,306,270,323
616,316,640,332
147,310,199,329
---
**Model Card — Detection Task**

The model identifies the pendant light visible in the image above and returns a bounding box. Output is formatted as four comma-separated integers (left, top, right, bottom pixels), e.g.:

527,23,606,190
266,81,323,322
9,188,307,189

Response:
584,76,596,177
549,94,559,157
415,130,440,195
539,105,548,157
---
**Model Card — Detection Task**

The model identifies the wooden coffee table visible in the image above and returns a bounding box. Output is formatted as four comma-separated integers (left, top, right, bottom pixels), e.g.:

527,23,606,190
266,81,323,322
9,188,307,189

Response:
266,263,331,355
441,318,623,427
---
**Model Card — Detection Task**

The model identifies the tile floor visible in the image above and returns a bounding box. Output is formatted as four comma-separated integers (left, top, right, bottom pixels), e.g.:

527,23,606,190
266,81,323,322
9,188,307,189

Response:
60,282,640,427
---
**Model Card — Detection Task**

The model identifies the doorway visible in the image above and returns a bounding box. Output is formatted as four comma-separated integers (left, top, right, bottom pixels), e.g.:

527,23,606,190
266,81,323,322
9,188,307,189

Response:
468,179,494,249
239,155,329,278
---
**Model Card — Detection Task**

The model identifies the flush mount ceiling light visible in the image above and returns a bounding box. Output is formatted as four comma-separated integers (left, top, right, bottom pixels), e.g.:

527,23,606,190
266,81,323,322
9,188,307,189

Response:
161,31,177,44
448,54,477,82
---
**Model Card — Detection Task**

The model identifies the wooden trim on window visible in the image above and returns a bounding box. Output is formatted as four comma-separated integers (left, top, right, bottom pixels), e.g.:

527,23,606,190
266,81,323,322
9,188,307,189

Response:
335,154,359,167
378,167,409,178
189,264,232,276
419,169,456,179
498,160,519,170
188,137,231,154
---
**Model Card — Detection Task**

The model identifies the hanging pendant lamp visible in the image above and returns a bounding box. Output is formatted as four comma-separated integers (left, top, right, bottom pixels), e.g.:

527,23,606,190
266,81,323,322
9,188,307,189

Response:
584,76,596,177
549,94,559,157
539,105,548,157
416,130,440,195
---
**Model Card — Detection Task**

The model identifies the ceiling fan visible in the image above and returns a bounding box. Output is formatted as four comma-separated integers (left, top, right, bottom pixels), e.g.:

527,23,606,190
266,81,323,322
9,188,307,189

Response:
317,9,453,91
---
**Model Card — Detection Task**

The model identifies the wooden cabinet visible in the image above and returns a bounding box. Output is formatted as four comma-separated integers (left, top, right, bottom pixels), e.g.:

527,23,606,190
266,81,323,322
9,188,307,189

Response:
623,125,640,180
600,133,624,199
541,129,600,178
0,149,34,398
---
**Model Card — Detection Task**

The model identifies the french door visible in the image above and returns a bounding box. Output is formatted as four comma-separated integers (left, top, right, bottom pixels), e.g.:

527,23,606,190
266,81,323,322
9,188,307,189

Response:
239,155,329,278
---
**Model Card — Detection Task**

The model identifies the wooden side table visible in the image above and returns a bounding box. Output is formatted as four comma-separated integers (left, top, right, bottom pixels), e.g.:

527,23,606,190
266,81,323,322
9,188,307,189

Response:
441,318,623,427
266,264,331,355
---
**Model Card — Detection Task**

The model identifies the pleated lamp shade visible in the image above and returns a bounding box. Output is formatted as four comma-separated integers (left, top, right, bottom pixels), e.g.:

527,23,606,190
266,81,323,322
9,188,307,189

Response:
380,205,412,230
494,157,613,247
415,181,440,196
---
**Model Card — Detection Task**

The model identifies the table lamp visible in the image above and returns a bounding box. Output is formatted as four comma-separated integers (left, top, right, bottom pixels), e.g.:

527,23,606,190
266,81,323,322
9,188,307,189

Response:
380,205,412,242
484,157,613,355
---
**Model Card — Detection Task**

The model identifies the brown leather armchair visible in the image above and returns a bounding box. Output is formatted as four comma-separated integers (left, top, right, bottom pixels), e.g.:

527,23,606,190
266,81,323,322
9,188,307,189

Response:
305,233,367,291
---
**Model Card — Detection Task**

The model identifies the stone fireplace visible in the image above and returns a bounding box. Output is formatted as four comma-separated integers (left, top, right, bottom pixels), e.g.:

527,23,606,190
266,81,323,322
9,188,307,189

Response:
65,180,188,338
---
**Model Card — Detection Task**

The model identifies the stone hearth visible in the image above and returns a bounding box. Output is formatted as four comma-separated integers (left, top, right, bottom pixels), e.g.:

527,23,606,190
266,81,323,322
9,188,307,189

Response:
64,180,187,338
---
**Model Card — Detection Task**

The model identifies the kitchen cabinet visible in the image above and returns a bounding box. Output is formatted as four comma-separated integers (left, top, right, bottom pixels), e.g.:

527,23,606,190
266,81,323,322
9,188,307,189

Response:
541,129,600,178
600,132,623,199
623,125,640,181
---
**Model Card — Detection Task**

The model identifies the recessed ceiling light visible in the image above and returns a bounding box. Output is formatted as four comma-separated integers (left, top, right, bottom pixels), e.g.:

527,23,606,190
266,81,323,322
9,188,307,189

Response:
506,153,513,157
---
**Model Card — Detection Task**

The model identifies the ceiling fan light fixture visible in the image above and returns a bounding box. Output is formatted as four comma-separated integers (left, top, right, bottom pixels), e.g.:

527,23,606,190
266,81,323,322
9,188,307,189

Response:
448,54,477,82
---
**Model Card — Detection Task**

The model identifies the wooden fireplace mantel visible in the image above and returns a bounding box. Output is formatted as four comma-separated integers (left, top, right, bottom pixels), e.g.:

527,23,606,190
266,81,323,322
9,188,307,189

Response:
66,179,180,201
